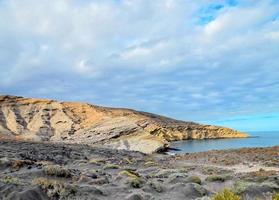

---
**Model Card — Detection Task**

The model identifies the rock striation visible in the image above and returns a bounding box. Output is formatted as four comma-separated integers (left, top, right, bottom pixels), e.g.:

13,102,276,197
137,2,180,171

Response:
0,95,248,153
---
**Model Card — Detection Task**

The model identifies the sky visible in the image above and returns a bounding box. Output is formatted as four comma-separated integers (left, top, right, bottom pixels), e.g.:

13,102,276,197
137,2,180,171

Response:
0,0,279,131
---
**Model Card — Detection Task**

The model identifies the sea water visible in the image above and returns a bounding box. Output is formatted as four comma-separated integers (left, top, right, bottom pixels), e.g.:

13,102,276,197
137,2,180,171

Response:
169,131,279,153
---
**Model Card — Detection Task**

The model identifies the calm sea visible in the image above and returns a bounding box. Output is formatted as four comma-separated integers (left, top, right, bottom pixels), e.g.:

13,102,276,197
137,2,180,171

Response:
169,131,279,154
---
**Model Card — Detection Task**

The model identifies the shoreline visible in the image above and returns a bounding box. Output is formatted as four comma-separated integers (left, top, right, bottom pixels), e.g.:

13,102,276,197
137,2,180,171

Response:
166,144,279,154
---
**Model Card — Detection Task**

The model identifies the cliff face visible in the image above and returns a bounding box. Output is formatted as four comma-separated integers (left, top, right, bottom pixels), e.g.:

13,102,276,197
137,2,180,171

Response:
0,95,248,153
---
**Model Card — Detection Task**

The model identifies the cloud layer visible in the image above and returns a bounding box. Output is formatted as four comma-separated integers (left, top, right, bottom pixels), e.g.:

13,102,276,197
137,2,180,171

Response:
0,0,279,123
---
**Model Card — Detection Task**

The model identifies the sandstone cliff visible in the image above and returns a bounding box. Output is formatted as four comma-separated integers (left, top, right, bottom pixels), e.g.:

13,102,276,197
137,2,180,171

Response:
0,95,248,153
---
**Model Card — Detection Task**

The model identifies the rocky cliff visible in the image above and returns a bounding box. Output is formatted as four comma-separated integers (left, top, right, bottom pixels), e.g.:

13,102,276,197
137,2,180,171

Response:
0,95,248,153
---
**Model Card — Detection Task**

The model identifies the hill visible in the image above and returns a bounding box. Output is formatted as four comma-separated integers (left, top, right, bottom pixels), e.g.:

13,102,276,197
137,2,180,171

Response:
0,95,247,153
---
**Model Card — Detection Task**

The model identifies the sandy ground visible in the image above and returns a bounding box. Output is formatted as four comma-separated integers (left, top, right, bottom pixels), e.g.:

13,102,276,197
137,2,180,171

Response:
0,140,278,200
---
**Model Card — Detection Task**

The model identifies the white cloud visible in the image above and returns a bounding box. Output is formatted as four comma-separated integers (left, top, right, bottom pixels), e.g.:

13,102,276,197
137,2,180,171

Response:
0,0,279,122
75,59,91,74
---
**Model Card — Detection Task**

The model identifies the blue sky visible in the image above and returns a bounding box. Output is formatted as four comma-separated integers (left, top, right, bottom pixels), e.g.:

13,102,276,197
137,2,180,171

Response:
202,113,279,132
0,0,279,131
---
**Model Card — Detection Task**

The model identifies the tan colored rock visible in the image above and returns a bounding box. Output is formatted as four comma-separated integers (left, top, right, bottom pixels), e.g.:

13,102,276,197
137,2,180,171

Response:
0,95,248,153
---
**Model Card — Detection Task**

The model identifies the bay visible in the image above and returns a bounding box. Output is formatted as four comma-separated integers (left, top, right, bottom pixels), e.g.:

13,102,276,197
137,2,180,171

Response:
169,131,279,153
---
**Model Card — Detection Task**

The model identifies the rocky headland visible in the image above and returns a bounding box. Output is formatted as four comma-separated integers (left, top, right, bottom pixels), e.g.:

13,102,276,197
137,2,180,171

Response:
0,95,247,153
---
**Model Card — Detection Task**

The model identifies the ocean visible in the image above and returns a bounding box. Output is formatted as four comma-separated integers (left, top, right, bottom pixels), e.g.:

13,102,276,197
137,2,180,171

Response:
169,131,279,153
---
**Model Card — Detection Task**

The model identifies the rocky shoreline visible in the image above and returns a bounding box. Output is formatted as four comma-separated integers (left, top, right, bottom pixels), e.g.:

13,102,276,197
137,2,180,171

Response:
0,140,278,200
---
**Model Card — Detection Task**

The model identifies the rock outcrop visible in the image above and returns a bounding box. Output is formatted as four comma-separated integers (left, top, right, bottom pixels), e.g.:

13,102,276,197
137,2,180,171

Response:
0,95,248,153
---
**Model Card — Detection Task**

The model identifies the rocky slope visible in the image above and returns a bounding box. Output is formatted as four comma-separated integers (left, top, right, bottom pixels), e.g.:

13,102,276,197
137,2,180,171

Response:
0,95,248,153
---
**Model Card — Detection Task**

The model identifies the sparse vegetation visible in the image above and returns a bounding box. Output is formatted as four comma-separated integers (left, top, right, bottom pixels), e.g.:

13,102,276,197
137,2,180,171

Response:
37,160,54,166
233,181,254,194
130,178,141,188
120,169,143,188
119,170,140,179
32,177,76,199
1,176,21,185
144,161,157,167
206,174,232,182
0,140,278,200
0,157,10,166
272,193,279,200
202,167,216,175
264,159,278,167
11,159,23,169
188,175,202,185
123,158,134,164
213,188,240,200
89,158,105,165
149,181,163,192
32,177,61,189
241,170,277,183
193,183,207,196
43,165,72,177
103,164,120,170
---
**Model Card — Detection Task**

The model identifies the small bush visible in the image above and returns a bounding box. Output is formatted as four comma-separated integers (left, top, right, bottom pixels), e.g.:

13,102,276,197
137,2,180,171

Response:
144,161,157,167
193,183,207,196
213,188,240,200
89,169,103,174
119,170,140,179
32,177,76,199
130,178,141,188
103,164,120,170
233,181,256,194
119,170,143,188
37,161,54,167
202,167,215,175
188,176,202,185
241,170,277,183
206,175,232,182
0,157,11,167
32,177,61,190
123,158,134,164
149,169,172,178
272,193,279,200
1,176,21,185
43,165,72,178
89,158,105,165
11,160,23,169
149,181,163,193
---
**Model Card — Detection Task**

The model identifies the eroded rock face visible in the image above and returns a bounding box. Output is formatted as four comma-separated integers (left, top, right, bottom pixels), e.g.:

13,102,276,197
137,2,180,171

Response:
0,95,248,153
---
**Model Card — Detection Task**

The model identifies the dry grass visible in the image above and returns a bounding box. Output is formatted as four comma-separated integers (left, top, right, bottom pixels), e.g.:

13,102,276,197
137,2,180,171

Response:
103,164,120,170
129,178,142,188
188,176,202,185
272,193,279,200
144,161,157,167
119,170,140,179
32,177,76,199
205,174,232,182
1,176,21,185
213,188,240,200
10,160,23,169
88,158,105,165
43,165,72,178
240,170,278,183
